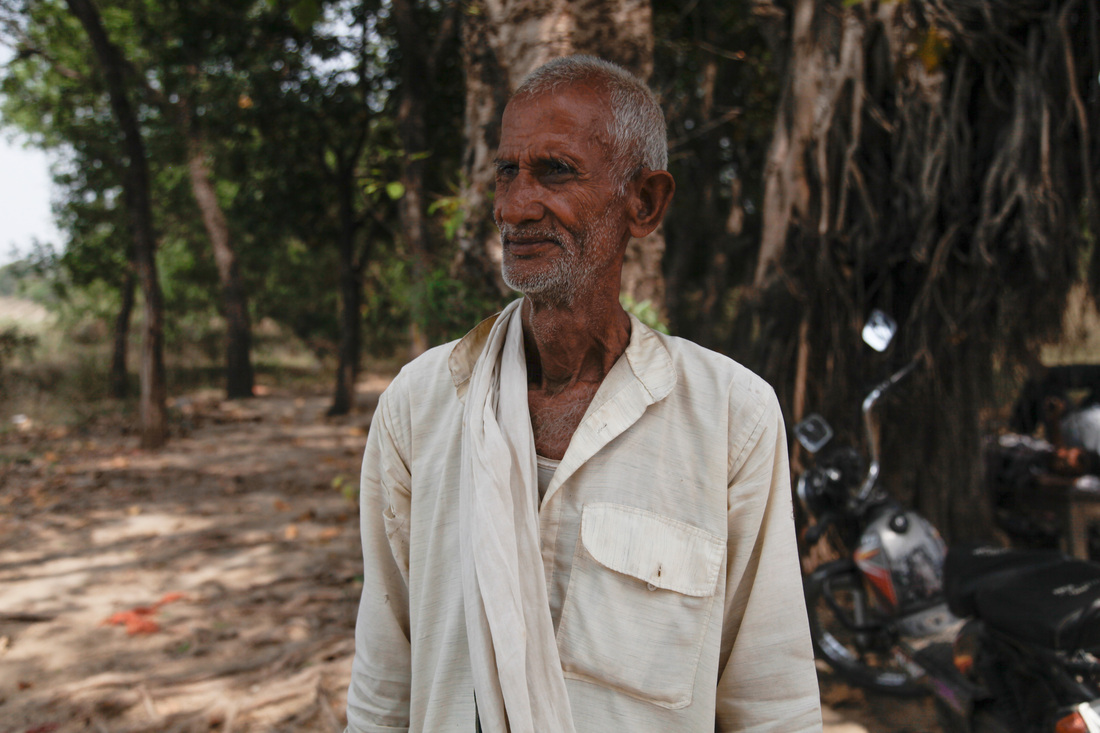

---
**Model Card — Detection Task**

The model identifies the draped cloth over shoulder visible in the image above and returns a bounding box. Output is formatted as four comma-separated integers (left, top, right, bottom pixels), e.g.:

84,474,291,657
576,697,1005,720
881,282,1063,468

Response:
459,298,577,733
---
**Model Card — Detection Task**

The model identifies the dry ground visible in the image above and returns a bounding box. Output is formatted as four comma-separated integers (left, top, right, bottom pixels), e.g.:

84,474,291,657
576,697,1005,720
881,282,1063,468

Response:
0,377,938,733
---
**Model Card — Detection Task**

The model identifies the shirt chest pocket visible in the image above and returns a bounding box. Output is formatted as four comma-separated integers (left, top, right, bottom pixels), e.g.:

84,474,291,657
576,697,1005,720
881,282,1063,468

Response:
555,502,725,709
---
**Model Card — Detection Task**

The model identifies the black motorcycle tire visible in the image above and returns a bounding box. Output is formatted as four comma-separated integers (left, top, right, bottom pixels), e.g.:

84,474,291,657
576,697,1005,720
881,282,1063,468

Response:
805,560,926,696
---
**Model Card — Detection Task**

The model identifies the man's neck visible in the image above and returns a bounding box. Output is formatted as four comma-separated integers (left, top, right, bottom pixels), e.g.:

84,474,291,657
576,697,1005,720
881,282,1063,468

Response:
520,293,631,394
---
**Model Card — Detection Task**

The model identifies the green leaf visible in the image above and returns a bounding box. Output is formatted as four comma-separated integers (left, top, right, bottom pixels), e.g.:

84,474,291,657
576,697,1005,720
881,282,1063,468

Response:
385,181,405,200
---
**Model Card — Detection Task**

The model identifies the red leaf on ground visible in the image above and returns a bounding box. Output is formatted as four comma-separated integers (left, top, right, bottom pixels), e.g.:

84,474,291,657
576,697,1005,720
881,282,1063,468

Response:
102,592,185,634
102,610,161,634
103,607,152,623
24,725,59,733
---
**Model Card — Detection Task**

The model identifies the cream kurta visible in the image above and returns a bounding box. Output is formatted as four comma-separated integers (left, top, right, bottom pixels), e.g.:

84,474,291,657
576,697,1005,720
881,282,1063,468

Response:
346,309,822,732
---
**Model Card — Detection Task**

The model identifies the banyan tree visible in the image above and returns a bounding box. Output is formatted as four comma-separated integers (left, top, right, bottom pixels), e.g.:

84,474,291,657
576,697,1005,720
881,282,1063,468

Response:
743,0,1100,540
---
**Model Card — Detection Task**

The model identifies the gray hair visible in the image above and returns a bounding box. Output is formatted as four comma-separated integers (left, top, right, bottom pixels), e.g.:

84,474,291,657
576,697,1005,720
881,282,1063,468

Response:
514,55,667,193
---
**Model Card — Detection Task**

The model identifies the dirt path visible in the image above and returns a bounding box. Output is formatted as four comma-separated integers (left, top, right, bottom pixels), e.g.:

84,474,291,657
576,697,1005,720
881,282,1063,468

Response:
0,378,939,733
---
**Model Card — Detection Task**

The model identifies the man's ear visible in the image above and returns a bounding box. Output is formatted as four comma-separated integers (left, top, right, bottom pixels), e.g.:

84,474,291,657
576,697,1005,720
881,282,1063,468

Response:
627,168,676,239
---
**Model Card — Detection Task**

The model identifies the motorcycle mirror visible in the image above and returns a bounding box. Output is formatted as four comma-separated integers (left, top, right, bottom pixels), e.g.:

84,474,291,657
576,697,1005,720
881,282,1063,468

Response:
795,414,834,453
862,310,897,353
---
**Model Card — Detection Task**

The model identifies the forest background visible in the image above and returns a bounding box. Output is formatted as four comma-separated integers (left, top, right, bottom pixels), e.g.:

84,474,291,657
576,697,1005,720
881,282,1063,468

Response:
0,0,1098,622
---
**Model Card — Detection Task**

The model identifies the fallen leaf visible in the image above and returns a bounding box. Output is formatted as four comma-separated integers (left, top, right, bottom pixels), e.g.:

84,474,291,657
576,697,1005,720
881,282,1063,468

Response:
108,456,130,469
101,593,185,635
17,681,33,690
127,505,142,516
274,500,291,512
319,527,341,541
103,610,160,635
284,524,299,540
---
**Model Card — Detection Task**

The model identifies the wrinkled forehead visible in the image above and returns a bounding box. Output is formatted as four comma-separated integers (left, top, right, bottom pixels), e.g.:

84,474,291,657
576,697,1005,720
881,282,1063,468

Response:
500,81,614,151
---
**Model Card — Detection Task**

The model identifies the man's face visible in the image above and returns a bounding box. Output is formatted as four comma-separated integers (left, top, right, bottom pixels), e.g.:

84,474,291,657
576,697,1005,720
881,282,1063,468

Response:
493,83,631,304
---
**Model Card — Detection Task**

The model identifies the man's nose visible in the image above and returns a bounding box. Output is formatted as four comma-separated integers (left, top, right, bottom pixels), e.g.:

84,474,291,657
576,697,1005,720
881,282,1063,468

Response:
495,173,544,226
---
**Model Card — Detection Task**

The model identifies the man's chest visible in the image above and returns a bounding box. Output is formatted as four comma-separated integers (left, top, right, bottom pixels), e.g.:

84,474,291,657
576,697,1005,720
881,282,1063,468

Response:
527,381,601,460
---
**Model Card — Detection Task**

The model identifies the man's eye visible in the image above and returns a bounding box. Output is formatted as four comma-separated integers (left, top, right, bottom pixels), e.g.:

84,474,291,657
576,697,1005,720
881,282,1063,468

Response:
495,162,517,179
544,160,573,177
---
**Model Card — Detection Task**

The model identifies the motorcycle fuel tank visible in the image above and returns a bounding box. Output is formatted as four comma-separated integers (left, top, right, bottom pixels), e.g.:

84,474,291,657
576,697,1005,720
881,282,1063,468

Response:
854,509,948,615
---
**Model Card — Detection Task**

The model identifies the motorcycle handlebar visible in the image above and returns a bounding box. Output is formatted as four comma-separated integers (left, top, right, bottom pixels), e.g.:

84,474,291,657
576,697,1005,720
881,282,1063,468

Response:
854,359,920,504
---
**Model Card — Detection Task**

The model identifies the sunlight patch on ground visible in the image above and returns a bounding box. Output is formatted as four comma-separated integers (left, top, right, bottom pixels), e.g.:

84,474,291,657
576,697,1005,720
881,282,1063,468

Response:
89,512,218,545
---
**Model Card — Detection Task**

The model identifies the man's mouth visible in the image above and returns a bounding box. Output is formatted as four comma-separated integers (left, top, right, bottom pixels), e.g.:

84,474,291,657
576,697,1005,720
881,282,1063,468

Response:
501,228,562,256
504,238,556,256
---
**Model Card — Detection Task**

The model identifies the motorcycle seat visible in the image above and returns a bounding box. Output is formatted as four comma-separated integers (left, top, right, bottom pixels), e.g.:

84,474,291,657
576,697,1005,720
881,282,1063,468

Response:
945,545,1100,651
944,545,1064,618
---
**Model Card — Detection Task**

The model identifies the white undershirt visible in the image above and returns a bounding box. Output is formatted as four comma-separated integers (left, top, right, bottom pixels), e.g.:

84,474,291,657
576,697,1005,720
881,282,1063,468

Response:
536,454,560,503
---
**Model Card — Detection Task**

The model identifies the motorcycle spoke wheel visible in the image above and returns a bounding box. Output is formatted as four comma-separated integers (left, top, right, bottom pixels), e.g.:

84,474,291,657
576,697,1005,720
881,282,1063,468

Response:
806,566,926,696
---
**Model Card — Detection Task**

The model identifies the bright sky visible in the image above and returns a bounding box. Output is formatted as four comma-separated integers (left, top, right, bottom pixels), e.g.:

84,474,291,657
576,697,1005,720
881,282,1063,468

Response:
0,136,59,266
0,38,61,267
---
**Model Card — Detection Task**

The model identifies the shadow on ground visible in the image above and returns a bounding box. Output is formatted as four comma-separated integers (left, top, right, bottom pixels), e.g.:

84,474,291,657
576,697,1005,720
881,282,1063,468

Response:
0,379,390,733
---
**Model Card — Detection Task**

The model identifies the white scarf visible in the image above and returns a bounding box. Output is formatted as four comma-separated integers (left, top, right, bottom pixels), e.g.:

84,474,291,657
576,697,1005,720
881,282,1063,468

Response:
460,299,576,733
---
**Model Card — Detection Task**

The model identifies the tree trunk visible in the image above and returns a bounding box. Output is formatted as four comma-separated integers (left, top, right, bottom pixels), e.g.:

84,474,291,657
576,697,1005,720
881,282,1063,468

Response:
327,163,363,416
753,0,818,290
183,121,255,399
109,268,135,400
743,0,1099,541
391,0,432,358
458,0,663,307
67,0,168,448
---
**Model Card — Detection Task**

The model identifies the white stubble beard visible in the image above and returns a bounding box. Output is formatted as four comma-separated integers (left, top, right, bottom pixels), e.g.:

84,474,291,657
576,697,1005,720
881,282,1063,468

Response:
498,208,622,306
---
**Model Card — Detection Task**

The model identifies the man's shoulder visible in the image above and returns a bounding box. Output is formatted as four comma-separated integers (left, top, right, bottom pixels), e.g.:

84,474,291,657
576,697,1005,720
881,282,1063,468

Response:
371,343,459,428
652,329,775,406
386,339,461,396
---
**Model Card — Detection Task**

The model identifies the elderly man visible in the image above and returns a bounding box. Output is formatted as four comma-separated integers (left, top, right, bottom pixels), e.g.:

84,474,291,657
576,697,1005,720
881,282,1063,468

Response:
345,55,822,732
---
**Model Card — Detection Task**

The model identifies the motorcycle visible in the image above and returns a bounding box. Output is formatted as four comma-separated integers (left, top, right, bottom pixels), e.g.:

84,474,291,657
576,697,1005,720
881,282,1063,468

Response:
939,545,1100,732
795,311,1100,732
794,310,959,697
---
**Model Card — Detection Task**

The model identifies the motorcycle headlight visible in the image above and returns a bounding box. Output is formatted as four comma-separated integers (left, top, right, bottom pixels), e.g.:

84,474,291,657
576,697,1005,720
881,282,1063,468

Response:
797,468,833,518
